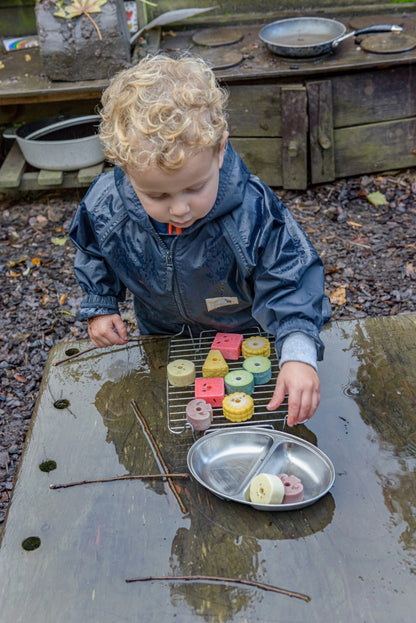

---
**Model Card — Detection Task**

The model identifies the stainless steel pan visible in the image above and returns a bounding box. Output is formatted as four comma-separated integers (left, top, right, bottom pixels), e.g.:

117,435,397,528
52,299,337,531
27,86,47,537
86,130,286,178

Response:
259,17,403,58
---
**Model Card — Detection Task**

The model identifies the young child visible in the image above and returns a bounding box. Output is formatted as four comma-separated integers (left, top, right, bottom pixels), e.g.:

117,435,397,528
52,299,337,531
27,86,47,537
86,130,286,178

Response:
69,54,331,426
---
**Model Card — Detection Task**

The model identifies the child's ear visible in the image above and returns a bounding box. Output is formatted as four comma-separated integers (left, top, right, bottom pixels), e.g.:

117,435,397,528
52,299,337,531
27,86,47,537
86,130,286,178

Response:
218,131,229,168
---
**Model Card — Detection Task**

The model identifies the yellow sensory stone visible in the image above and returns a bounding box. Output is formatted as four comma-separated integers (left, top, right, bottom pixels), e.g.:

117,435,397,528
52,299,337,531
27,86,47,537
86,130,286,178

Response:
202,349,229,378
222,392,254,422
242,336,270,358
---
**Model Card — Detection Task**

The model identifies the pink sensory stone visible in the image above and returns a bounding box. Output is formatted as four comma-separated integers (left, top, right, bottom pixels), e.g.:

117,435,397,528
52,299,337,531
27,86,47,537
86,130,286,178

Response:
194,377,225,407
211,332,243,360
278,474,304,504
186,399,213,431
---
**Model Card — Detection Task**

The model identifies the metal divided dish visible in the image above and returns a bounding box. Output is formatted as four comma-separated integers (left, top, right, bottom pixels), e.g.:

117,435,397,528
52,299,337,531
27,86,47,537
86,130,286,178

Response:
167,328,287,434
187,427,335,510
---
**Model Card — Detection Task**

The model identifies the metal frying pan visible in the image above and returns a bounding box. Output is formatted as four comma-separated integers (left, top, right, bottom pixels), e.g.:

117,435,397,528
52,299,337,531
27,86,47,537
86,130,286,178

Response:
259,17,403,58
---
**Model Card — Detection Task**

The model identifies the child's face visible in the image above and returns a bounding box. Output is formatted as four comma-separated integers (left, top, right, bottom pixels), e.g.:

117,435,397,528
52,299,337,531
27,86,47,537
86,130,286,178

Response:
126,134,228,229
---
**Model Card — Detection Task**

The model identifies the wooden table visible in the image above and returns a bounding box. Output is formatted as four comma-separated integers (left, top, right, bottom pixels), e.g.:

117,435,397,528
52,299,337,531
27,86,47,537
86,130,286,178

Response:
1,314,415,622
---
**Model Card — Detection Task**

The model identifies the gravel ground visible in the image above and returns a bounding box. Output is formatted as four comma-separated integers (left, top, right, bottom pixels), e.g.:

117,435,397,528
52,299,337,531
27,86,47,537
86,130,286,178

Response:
1,169,416,531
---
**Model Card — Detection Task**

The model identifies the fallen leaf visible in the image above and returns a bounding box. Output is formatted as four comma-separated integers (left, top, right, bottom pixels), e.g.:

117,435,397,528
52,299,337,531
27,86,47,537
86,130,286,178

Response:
329,285,347,306
367,191,388,206
31,257,41,266
405,262,416,279
9,256,27,267
347,221,363,227
60,293,67,305
14,374,27,383
9,270,21,278
51,237,67,246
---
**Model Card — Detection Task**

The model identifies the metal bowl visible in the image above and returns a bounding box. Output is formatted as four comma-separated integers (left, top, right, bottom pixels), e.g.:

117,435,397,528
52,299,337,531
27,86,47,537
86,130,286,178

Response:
187,427,335,510
3,115,105,171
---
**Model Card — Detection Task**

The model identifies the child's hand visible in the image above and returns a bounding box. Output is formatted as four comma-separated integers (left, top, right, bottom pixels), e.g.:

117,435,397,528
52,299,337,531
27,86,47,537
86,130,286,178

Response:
87,314,128,348
266,361,320,427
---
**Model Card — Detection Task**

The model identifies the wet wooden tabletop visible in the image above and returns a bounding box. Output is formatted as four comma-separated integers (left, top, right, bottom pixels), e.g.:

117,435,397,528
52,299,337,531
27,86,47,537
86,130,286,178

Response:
0,314,415,622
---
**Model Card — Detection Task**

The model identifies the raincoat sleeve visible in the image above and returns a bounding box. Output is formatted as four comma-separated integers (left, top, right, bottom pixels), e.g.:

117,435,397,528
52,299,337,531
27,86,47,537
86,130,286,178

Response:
248,190,331,360
69,202,126,320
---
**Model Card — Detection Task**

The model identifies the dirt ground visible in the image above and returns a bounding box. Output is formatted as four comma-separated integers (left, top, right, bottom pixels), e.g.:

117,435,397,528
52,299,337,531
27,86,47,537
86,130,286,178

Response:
1,168,416,531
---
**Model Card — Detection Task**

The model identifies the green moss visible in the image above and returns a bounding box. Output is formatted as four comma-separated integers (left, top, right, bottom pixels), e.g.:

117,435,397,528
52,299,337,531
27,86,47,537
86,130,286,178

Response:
39,459,57,472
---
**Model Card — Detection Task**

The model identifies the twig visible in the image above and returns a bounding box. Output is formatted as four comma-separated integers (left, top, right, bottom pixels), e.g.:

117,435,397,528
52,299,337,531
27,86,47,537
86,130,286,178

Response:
131,400,188,515
54,345,97,365
50,473,188,490
124,575,311,602
53,335,170,366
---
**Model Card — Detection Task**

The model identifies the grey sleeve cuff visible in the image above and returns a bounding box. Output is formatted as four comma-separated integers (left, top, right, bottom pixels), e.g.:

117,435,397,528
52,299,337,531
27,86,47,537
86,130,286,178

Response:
279,331,318,371
78,294,120,320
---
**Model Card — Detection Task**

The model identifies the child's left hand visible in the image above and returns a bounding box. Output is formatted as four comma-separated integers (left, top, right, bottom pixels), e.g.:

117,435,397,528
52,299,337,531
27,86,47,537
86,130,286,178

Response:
266,361,320,427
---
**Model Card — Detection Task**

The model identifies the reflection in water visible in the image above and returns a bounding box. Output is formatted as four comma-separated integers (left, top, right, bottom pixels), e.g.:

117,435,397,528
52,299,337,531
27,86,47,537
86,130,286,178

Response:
169,527,261,621
167,483,335,621
340,317,416,558
94,339,171,497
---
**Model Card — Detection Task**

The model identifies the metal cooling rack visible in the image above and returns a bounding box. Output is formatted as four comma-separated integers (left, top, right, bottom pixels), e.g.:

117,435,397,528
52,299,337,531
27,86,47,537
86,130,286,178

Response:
166,327,287,434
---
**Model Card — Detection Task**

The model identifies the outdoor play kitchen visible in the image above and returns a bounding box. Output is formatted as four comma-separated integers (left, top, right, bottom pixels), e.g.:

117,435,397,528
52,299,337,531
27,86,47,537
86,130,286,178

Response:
0,0,416,191
1,2,416,622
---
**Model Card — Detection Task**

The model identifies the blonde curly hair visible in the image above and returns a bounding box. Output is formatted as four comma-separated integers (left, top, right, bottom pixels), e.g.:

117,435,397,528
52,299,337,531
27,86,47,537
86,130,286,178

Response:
99,54,229,171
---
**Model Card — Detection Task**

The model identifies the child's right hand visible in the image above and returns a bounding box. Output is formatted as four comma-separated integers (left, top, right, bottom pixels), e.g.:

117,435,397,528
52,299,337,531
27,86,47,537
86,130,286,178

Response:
87,314,128,348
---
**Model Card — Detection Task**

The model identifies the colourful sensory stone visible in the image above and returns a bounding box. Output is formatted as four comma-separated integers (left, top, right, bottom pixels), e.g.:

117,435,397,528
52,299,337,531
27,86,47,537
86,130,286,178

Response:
224,369,254,395
242,336,270,358
222,392,254,422
242,356,272,384
211,332,243,360
167,359,195,386
186,399,213,431
194,377,225,407
202,349,229,378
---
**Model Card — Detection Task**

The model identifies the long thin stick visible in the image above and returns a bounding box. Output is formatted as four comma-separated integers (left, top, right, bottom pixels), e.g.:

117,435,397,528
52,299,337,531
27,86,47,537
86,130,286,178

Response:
49,473,188,490
125,575,311,602
131,400,188,515
53,335,170,366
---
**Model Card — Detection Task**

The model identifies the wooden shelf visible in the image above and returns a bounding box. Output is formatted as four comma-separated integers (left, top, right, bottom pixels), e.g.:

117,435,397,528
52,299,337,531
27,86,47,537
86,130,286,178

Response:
0,141,111,192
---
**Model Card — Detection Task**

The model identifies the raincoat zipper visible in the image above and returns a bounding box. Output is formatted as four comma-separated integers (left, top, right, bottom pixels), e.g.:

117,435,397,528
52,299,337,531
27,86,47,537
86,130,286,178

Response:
162,235,191,322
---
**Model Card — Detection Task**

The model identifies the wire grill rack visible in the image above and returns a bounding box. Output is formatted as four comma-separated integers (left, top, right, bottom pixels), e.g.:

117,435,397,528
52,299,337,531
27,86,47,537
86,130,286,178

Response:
167,327,287,434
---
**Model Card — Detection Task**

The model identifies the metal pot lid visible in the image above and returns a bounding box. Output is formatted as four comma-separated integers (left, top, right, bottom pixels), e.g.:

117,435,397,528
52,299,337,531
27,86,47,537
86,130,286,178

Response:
195,48,243,70
192,27,244,47
359,32,416,54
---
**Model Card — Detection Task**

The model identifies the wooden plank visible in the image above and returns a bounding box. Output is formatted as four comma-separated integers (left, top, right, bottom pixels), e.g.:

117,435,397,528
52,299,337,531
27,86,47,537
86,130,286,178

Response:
308,80,335,184
230,137,282,187
37,169,64,186
332,65,416,128
281,85,308,190
0,141,26,188
227,84,281,137
334,117,416,177
77,162,105,185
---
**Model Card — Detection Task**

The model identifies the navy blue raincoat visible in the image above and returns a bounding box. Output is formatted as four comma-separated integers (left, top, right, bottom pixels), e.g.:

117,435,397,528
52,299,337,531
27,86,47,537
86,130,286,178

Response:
69,143,331,358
